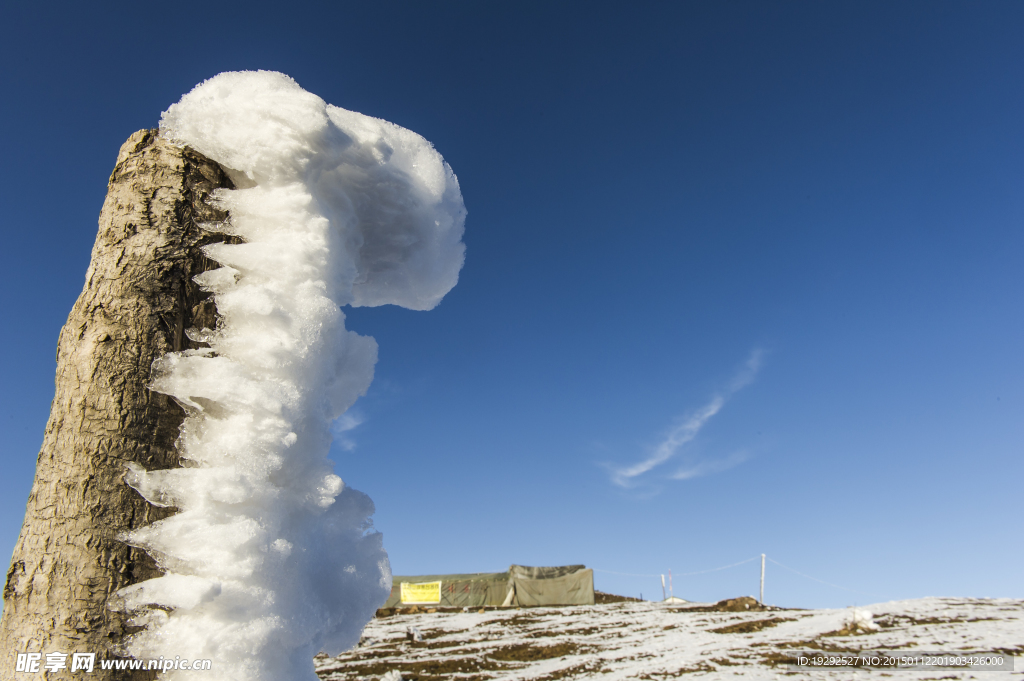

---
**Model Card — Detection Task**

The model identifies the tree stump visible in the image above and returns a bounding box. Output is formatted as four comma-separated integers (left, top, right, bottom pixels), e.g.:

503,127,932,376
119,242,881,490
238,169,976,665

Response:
1,130,235,679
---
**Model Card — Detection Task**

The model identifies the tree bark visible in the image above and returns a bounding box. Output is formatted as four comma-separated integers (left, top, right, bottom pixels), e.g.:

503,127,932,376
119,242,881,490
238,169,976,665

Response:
1,130,234,679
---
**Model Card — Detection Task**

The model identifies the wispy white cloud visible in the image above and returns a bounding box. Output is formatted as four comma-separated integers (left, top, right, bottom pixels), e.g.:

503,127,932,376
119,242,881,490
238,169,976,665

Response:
608,349,764,488
330,411,365,451
610,395,725,487
670,450,750,480
728,348,764,393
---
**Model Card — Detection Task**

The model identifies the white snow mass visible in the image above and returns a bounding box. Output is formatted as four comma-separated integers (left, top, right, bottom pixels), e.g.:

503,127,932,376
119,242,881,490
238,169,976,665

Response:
112,71,466,680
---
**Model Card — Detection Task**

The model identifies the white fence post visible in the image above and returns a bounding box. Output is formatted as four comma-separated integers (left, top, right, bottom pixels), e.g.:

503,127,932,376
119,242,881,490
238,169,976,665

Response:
760,554,765,605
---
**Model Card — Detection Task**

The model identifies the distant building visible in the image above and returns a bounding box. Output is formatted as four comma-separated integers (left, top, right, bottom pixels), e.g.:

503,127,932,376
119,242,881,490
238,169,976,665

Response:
384,564,595,608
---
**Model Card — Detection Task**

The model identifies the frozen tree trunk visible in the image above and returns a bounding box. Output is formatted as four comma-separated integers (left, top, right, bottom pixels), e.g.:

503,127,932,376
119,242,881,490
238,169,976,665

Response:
0,130,235,679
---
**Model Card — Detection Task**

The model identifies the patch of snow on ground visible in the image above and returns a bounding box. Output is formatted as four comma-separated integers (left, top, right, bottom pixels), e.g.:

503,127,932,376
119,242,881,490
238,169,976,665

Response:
316,597,1023,680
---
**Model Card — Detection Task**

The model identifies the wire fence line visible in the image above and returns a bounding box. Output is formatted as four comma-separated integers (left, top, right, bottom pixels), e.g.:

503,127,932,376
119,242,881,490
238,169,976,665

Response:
593,556,758,580
595,555,873,598
674,556,759,577
766,557,877,598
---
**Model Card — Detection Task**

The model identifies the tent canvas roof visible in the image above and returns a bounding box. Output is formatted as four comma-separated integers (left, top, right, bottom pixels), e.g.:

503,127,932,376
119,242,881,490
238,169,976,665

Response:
391,571,509,584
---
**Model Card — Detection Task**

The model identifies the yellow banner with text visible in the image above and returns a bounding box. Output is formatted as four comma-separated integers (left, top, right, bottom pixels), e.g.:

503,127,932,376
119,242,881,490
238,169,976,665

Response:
400,581,441,604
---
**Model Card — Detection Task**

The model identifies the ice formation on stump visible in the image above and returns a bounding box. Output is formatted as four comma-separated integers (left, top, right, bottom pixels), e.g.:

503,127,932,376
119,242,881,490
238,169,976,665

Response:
112,71,466,680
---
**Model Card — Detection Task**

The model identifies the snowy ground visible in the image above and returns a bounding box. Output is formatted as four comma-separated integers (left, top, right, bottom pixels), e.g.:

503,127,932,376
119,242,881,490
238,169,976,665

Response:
314,597,1022,680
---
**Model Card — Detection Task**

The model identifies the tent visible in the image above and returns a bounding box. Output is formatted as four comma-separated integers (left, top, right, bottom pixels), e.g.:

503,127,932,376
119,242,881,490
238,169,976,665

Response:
383,571,509,609
384,564,595,608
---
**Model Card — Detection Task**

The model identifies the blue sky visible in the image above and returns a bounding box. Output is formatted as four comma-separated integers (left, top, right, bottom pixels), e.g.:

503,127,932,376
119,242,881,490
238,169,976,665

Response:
1,1,1021,609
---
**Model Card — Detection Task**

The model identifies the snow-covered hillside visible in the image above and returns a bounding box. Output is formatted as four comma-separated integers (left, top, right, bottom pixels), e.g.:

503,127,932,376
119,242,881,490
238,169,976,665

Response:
315,597,1022,680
